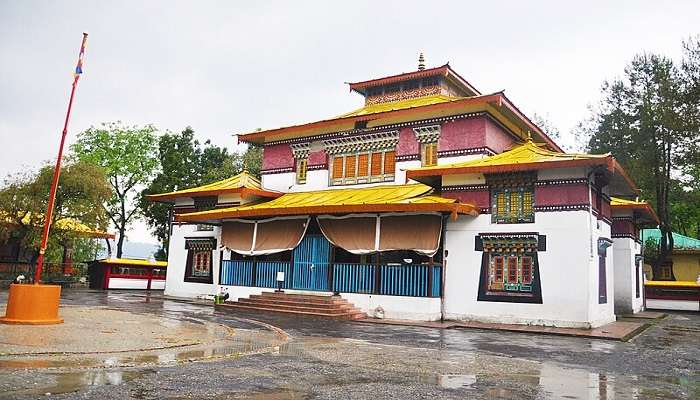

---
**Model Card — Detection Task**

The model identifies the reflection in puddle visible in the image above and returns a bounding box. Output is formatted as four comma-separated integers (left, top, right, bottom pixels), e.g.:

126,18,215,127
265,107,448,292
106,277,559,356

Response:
5,369,155,397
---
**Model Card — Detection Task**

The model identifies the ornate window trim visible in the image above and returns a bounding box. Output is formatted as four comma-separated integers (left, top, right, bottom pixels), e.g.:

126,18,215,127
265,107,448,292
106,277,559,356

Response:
184,238,216,284
487,172,536,224
290,142,310,159
476,233,544,304
323,131,399,155
412,125,441,144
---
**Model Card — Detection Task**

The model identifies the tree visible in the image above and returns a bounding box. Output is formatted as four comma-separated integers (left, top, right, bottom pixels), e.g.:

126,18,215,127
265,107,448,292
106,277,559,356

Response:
578,46,700,279
72,122,159,258
531,113,561,143
141,127,253,258
0,160,111,269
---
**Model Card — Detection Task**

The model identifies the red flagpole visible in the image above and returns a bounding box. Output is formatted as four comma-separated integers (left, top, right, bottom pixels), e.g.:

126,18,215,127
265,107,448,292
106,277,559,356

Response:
34,32,88,283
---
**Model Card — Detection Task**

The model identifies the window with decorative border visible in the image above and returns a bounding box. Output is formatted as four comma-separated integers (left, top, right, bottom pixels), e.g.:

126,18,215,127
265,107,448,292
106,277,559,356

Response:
413,125,441,167
421,142,438,166
330,150,395,186
476,233,544,303
184,238,216,283
487,172,535,224
295,158,308,184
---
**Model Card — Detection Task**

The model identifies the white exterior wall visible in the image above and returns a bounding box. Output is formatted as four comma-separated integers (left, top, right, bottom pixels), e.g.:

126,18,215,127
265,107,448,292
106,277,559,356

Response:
613,237,644,314
443,211,615,328
341,293,441,320
108,278,149,290
164,223,221,298
586,216,616,327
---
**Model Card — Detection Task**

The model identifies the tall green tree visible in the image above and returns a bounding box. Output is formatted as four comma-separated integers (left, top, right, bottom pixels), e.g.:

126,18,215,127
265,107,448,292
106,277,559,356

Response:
72,122,159,258
578,43,700,278
141,127,259,258
0,160,111,267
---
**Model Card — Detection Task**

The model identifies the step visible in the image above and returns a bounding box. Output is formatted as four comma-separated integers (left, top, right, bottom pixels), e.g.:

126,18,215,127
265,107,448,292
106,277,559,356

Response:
236,299,356,314
249,294,349,306
259,292,338,301
239,297,354,310
217,303,366,320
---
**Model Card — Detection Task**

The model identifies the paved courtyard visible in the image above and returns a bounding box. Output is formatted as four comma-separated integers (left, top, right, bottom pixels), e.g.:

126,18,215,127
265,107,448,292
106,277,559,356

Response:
0,289,698,399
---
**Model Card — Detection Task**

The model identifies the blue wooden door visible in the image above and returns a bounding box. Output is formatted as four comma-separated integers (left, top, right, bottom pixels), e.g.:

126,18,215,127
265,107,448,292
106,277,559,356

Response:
292,235,331,291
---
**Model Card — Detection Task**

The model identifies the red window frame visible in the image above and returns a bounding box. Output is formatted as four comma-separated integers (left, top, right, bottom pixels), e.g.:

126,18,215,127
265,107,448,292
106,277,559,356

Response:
521,256,532,284
493,256,504,282
507,257,518,283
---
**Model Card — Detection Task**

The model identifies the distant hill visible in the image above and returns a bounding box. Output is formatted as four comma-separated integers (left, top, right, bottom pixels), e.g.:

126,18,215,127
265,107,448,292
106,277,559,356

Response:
96,241,160,260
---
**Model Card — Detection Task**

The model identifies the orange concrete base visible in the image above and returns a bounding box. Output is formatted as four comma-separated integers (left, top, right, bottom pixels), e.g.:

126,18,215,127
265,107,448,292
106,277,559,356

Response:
0,284,63,325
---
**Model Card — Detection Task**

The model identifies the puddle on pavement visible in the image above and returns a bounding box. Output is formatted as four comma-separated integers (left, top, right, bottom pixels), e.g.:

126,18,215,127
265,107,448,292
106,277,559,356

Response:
9,369,156,397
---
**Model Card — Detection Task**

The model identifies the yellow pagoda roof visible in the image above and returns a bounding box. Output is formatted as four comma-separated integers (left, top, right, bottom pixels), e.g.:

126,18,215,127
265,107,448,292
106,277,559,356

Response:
0,211,114,239
336,94,461,118
98,258,167,268
146,171,282,202
409,140,607,174
237,92,562,152
176,183,479,222
406,140,639,195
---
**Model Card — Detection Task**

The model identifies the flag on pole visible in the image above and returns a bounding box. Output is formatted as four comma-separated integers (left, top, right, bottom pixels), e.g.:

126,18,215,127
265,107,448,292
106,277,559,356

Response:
74,34,87,76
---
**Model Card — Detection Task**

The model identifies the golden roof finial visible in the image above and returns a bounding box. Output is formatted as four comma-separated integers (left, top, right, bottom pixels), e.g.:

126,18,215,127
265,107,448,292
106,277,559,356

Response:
526,131,533,142
418,53,425,71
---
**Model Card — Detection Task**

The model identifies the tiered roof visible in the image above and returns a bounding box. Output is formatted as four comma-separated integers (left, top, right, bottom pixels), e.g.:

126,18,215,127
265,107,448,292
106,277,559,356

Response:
236,62,562,152
175,183,478,223
146,171,282,203
610,197,659,223
347,64,480,97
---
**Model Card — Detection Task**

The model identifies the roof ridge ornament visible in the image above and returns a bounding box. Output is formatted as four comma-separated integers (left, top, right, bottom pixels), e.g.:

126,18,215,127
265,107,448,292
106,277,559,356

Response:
418,53,425,71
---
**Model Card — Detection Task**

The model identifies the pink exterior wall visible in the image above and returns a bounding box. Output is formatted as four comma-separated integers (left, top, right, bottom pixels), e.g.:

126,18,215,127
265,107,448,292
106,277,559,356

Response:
442,190,490,210
534,184,589,207
438,118,486,151
308,149,327,166
396,128,419,156
484,118,517,153
262,143,294,170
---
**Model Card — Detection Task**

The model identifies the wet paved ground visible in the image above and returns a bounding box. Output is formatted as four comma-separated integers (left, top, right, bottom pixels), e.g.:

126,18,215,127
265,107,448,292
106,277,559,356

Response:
0,289,699,399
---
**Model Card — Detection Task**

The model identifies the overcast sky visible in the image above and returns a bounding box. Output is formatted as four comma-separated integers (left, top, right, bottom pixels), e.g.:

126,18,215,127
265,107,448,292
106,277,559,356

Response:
1,1,698,244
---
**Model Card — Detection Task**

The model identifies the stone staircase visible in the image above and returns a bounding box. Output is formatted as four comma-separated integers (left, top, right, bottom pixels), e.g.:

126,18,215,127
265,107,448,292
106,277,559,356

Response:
216,291,366,320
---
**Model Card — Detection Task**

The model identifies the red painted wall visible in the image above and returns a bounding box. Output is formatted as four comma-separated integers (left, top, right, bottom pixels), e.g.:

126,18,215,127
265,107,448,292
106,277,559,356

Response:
439,118,486,151
484,119,517,153
534,184,589,206
442,190,490,210
612,219,637,237
262,143,294,170
396,127,419,156
308,149,327,166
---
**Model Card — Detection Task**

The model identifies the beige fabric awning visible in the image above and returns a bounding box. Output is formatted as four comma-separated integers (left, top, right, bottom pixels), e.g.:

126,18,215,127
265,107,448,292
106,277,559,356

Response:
318,214,442,256
221,217,309,256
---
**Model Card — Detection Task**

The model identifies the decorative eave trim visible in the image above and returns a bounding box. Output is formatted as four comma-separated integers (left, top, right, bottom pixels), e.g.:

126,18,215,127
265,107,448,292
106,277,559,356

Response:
443,184,489,192
396,154,420,162
260,167,294,175
438,146,497,157
264,111,487,146
323,130,399,155
307,164,327,171
534,178,589,186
